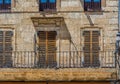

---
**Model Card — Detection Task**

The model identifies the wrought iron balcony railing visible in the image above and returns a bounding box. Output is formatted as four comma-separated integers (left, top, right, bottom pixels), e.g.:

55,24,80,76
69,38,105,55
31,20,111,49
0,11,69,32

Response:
84,2,101,11
39,3,56,12
0,4,11,12
0,51,115,68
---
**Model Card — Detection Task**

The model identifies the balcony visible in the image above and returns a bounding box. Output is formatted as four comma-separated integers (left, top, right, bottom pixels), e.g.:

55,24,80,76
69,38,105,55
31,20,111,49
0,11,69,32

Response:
0,50,117,81
0,51,115,68
39,3,56,12
0,4,11,13
84,2,101,12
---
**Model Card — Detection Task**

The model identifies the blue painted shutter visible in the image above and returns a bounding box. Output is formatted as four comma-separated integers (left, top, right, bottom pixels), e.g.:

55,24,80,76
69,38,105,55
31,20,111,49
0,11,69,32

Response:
94,0,100,2
5,0,11,4
85,0,91,2
49,0,55,3
40,0,47,3
0,0,3,4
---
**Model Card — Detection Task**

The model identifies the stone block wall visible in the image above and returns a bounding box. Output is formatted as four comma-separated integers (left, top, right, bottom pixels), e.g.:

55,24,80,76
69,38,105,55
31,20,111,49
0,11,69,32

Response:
0,0,118,81
0,0,117,51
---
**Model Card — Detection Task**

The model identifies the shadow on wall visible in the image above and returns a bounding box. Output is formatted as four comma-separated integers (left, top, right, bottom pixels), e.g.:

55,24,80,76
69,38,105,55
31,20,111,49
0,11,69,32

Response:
60,18,78,51
31,17,78,51
80,0,84,8
80,0,94,25
79,0,103,26
60,19,71,40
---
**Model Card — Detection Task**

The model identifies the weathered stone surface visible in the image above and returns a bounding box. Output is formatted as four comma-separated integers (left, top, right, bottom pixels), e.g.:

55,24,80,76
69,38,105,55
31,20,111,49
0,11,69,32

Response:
0,68,117,81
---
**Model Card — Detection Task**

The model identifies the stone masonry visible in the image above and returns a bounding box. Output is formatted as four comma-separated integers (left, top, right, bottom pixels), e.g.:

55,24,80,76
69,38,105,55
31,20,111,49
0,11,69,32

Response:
0,0,118,82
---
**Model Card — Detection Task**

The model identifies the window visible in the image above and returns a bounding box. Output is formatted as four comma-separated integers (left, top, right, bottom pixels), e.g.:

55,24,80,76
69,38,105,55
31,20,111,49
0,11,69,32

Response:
0,30,13,68
83,31,100,67
84,0,101,11
0,0,11,11
39,0,56,11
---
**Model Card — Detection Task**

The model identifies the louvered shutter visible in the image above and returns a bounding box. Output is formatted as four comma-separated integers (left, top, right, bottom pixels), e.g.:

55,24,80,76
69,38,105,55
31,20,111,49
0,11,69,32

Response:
0,31,13,68
83,31,100,67
83,31,91,67
92,31,100,67
0,31,3,67
4,31,13,68
38,31,46,68
47,31,57,68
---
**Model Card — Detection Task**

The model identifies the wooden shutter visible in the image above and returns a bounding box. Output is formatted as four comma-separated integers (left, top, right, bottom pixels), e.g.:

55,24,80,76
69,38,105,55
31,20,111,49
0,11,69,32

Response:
92,31,100,67
4,31,13,68
0,31,13,68
83,31,100,67
0,31,4,67
83,31,91,67
47,31,57,68
38,31,57,68
38,31,46,67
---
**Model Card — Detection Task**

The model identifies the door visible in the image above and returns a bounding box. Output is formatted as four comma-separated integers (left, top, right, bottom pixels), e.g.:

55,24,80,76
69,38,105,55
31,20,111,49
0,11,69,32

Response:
37,31,57,68
83,31,100,67
0,31,13,68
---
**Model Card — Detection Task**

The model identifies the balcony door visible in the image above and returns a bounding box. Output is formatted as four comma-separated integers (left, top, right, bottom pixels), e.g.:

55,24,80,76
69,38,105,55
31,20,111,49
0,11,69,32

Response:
0,31,13,68
37,31,57,68
83,31,100,67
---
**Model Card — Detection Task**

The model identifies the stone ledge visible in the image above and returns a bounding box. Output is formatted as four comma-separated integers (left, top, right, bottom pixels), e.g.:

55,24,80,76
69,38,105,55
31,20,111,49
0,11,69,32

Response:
0,68,117,81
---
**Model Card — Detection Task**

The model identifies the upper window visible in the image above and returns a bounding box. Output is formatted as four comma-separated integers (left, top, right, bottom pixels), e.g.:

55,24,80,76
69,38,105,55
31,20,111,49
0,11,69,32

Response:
84,0,101,11
0,0,11,11
39,0,56,11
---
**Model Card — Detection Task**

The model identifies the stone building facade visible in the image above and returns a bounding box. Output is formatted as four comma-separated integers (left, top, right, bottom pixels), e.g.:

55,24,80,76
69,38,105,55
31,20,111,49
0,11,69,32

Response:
0,0,119,84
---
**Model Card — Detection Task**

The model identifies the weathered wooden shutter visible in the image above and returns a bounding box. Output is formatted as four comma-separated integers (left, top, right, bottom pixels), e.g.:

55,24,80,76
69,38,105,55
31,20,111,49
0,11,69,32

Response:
38,31,46,67
4,31,13,68
47,31,57,68
0,31,4,67
92,31,100,67
83,31,100,67
0,31,13,68
38,31,57,68
83,31,91,67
